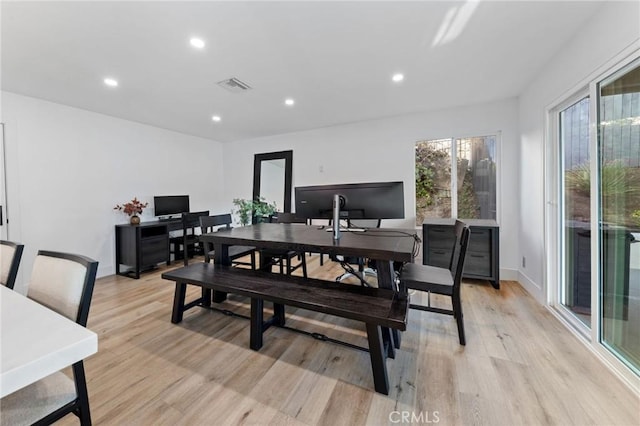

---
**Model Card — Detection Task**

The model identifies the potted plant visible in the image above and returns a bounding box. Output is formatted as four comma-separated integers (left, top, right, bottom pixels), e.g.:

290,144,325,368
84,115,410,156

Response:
114,197,148,224
232,197,277,226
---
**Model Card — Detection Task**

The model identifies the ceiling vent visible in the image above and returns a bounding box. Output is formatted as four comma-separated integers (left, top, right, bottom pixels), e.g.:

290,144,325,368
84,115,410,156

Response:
217,77,252,93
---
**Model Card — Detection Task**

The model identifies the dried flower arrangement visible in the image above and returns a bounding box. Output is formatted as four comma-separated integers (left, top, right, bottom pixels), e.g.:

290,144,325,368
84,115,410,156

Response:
114,197,148,217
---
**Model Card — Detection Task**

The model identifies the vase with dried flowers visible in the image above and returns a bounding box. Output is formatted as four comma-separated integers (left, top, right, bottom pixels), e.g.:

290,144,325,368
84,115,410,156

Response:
114,197,148,224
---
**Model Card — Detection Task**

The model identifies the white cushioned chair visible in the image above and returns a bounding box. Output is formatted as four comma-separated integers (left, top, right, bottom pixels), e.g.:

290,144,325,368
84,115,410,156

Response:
0,240,24,289
0,250,98,426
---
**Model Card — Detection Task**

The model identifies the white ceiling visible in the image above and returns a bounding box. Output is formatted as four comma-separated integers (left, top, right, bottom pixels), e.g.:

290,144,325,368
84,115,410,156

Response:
1,1,603,143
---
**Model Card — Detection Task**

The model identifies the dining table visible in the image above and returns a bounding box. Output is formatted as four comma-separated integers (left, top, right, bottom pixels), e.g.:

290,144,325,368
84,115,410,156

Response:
200,222,419,351
0,286,98,398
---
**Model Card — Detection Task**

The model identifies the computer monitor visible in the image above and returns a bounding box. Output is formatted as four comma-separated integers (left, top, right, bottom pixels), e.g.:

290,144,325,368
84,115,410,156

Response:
154,195,190,217
294,182,404,220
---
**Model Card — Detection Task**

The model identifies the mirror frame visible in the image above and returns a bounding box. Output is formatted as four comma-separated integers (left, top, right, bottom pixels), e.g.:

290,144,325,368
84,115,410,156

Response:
252,150,293,214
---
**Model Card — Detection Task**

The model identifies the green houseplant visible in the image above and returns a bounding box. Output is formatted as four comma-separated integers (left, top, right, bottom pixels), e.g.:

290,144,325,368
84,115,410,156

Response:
232,197,277,226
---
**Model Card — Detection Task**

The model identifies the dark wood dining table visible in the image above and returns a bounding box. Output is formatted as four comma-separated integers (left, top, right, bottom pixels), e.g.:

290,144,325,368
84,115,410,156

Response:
200,222,418,351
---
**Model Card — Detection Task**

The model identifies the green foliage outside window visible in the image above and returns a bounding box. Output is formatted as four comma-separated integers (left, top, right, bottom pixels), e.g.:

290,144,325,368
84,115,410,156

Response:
415,141,481,224
565,161,640,226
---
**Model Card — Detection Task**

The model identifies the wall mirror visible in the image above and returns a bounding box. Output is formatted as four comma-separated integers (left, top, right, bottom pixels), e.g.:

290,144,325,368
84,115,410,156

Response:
253,150,293,214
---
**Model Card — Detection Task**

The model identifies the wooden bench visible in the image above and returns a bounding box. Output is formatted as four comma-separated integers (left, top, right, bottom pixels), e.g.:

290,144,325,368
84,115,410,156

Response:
162,262,409,395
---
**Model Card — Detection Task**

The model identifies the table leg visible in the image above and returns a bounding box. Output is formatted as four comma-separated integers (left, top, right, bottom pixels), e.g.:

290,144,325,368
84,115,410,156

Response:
213,242,230,303
274,303,286,326
375,260,401,352
250,298,264,350
201,288,211,308
171,282,187,324
366,323,390,395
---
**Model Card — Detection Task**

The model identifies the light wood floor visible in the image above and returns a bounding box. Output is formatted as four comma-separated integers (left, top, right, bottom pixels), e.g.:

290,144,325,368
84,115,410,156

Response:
59,254,639,426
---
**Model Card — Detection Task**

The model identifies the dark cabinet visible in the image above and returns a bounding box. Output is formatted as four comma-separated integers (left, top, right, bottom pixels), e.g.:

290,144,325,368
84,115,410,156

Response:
115,223,170,279
422,219,500,289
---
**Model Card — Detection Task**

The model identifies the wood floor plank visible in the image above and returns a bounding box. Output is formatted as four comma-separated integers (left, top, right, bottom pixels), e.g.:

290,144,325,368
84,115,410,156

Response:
52,257,638,426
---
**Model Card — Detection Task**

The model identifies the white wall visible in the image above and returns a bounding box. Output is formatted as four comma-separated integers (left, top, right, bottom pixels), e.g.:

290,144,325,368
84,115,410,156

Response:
518,1,640,302
223,97,520,278
2,92,224,292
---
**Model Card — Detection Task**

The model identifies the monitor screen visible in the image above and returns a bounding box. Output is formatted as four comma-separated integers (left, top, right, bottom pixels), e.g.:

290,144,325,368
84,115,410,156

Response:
294,182,404,220
154,195,190,217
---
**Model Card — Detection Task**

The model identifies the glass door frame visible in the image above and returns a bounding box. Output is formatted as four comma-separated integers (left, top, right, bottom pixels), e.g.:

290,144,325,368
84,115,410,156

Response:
545,49,640,393
595,56,640,377
546,88,593,339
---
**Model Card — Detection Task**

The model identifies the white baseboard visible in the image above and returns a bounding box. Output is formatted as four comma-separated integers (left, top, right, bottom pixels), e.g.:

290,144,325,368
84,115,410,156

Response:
518,270,545,305
500,267,518,281
98,265,115,279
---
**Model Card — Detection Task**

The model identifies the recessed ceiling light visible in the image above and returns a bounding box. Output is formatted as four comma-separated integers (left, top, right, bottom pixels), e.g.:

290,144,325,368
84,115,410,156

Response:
103,78,118,87
212,115,221,122
284,98,295,106
392,73,404,83
190,38,205,49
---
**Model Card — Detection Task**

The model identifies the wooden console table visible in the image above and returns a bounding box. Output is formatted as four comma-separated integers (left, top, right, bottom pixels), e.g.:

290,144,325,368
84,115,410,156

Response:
115,221,178,278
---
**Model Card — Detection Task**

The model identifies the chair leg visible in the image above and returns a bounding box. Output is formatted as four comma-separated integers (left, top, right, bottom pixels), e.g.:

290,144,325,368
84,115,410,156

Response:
72,361,92,426
301,254,308,279
453,295,466,345
250,252,256,270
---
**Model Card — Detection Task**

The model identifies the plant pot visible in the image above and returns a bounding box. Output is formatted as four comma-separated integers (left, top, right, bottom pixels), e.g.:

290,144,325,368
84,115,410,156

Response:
130,215,141,225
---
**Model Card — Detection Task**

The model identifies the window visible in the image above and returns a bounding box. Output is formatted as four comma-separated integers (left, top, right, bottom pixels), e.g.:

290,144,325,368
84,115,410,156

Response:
415,135,497,226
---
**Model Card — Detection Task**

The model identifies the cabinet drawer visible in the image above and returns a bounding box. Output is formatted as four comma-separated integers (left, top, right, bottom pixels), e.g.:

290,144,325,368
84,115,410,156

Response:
468,228,491,253
464,252,491,276
141,236,168,266
426,226,456,249
426,248,452,268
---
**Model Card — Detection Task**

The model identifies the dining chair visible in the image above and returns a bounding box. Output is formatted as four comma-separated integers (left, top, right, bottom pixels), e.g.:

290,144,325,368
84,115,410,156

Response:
170,210,210,266
400,220,470,345
0,240,24,290
200,214,256,269
261,213,307,278
0,250,99,425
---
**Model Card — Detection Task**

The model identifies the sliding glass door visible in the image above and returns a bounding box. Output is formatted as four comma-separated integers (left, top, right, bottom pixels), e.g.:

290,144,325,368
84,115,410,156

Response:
597,60,640,373
559,96,591,327
552,56,639,378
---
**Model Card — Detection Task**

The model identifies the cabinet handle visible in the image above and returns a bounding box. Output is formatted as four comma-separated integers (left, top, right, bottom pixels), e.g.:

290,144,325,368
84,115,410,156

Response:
433,250,446,255
470,254,484,258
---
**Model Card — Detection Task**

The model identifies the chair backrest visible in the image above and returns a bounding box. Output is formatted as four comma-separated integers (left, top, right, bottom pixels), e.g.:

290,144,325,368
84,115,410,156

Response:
450,224,471,291
1,240,24,289
27,250,99,326
448,219,467,270
200,213,233,233
181,211,210,234
274,212,306,224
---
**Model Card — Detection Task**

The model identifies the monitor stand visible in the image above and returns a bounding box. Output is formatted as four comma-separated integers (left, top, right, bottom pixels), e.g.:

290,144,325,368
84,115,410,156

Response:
325,227,365,232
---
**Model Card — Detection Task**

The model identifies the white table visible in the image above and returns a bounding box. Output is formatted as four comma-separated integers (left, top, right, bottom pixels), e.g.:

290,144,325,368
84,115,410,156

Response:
0,286,98,398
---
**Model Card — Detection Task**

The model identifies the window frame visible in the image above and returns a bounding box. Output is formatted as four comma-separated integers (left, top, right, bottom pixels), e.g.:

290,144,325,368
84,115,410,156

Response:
414,132,501,225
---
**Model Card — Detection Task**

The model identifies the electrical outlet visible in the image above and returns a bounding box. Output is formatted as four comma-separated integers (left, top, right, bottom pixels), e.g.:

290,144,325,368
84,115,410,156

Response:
522,256,526,268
